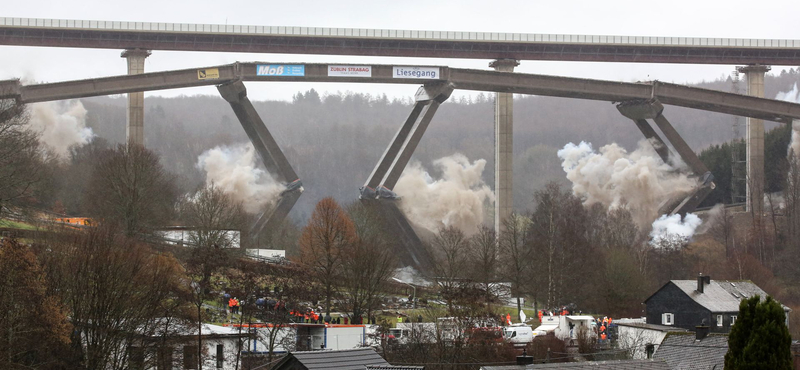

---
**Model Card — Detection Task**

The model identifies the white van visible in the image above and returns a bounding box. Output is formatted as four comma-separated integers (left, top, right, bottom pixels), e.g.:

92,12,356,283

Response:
503,324,534,345
533,315,597,345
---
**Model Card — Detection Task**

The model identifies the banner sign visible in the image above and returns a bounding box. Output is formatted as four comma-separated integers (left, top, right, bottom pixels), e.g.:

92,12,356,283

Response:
328,65,372,77
256,65,305,76
393,66,440,79
197,68,219,80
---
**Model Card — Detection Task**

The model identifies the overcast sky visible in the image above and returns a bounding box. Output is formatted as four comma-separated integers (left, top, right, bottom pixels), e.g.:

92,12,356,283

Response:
2,0,799,101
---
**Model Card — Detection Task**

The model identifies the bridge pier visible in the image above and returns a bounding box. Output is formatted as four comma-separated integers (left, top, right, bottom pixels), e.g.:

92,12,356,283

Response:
737,65,770,214
360,82,454,271
217,81,303,244
617,100,715,216
121,49,150,146
490,59,519,233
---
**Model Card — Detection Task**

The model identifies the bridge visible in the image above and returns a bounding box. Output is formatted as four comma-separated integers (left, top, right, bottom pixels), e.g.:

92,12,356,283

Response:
3,17,800,65
3,63,799,270
2,17,797,247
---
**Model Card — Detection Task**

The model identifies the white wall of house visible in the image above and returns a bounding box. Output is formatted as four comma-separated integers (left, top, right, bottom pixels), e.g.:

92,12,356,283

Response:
616,325,669,359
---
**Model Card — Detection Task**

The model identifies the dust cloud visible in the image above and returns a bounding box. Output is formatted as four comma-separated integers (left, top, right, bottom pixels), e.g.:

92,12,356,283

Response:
394,154,494,234
776,85,800,157
28,101,94,160
649,213,702,248
196,143,283,214
558,140,698,228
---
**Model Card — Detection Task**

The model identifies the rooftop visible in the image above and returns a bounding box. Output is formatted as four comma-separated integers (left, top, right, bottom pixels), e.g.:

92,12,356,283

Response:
653,333,728,370
649,279,789,313
271,348,389,370
481,359,670,370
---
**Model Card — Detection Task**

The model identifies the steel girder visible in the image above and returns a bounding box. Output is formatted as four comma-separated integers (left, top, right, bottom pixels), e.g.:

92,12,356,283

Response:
217,81,302,243
617,100,715,216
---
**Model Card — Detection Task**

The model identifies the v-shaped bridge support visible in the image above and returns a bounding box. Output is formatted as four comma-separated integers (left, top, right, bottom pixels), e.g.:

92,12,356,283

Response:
617,100,715,216
218,81,303,244
360,82,454,272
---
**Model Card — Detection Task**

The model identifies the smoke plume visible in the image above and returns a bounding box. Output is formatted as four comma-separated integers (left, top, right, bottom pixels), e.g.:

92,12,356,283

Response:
557,140,698,228
28,101,94,160
394,154,494,234
649,213,702,248
196,143,283,214
776,84,800,158
776,83,800,104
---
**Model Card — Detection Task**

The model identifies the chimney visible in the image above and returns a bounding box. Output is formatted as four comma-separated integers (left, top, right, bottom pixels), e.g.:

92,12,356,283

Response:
516,348,534,365
697,274,711,293
695,324,710,341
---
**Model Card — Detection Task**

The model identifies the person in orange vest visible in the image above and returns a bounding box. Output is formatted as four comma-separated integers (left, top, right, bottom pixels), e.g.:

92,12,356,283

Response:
538,310,543,322
601,333,607,341
229,298,236,312
506,313,512,325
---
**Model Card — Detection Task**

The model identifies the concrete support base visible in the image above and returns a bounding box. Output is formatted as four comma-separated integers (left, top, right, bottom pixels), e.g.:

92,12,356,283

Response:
121,49,150,146
737,65,770,213
490,59,519,233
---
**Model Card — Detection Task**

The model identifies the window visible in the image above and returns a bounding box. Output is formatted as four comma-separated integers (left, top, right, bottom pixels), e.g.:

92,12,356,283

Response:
157,347,173,370
731,315,737,325
717,315,723,327
216,344,224,369
183,345,197,370
662,313,674,325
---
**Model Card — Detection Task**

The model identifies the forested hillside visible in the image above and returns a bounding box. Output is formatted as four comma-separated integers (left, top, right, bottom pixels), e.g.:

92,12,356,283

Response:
75,69,800,221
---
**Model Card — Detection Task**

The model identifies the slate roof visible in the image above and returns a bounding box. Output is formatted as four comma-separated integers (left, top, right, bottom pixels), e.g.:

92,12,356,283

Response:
366,366,424,370
665,280,788,313
615,322,689,333
272,348,389,370
653,333,728,370
481,359,670,370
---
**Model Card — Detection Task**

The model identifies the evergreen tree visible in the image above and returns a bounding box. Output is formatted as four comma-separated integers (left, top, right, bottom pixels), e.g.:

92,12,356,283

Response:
725,295,792,370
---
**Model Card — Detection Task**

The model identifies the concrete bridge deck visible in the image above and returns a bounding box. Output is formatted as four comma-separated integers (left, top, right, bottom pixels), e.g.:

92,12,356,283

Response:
2,17,800,65
2,62,799,123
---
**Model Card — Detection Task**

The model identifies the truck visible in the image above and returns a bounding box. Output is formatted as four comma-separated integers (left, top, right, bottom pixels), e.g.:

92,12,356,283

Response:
532,315,597,346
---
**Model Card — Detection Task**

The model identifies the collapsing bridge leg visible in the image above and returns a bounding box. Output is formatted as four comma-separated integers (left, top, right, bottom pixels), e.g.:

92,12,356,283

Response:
616,100,715,216
360,82,454,272
218,81,303,241
360,82,455,199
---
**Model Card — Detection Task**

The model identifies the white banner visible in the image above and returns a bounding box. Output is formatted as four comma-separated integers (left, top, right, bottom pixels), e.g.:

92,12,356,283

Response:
393,66,440,79
328,65,372,77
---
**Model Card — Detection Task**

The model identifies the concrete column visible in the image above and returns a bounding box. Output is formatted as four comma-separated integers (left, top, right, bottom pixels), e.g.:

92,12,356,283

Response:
737,64,770,213
490,59,519,233
121,49,151,146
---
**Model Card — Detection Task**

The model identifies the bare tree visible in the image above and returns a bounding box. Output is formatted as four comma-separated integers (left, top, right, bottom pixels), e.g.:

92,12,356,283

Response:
180,183,247,249
0,238,71,369
429,225,471,314
35,227,189,370
299,197,356,316
468,225,498,309
0,99,49,218
86,144,177,237
340,202,397,321
498,212,532,319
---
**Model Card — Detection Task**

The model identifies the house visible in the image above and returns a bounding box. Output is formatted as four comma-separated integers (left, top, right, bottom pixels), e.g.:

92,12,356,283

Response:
615,322,688,359
479,359,670,369
269,348,421,370
644,275,790,333
127,323,252,370
652,331,728,370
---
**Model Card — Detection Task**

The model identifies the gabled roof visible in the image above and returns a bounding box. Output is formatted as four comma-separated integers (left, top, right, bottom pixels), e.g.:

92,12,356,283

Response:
645,279,788,313
271,348,389,370
481,359,669,369
653,333,728,370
